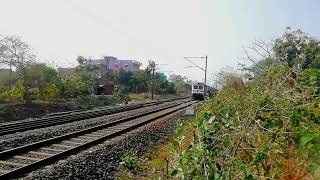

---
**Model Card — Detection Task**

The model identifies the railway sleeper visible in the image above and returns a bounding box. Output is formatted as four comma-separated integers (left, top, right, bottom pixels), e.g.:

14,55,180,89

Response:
40,147,63,153
27,151,53,157
13,156,40,162
50,144,74,149
0,99,194,179
0,160,26,167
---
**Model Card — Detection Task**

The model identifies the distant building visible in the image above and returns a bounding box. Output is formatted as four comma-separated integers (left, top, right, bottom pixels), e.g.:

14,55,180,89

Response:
85,56,142,83
83,56,142,94
85,56,142,72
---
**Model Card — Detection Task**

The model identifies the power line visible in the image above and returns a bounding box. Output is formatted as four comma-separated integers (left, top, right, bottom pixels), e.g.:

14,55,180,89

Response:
184,56,208,95
184,57,205,71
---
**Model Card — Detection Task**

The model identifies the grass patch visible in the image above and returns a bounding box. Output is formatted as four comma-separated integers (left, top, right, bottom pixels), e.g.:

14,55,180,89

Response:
116,116,194,179
77,95,121,109
128,93,150,102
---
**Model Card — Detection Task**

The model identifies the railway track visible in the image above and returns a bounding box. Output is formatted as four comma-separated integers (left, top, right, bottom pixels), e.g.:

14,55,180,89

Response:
0,99,196,179
0,96,189,136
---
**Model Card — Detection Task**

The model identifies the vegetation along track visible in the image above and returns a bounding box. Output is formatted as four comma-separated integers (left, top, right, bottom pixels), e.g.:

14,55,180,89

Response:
0,99,196,179
0,96,189,136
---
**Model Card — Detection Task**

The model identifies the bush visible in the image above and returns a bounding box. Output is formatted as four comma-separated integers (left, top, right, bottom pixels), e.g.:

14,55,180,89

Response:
77,95,121,110
120,152,142,174
59,79,89,98
42,83,60,100
0,80,24,101
169,66,320,179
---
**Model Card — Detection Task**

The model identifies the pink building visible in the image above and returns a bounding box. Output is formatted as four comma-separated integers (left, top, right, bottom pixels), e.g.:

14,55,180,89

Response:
86,56,141,72
85,56,142,86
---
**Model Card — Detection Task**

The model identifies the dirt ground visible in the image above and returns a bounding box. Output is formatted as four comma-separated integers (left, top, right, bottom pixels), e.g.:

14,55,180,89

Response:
0,101,73,123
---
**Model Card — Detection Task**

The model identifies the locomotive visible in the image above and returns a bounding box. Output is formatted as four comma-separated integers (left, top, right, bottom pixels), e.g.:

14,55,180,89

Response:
192,82,205,100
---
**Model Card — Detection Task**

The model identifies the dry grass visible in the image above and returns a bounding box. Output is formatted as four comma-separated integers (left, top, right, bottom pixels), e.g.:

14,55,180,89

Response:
116,117,194,179
129,93,151,102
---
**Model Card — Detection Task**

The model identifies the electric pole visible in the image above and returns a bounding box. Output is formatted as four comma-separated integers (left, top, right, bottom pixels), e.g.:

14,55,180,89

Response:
151,66,155,100
148,60,168,100
184,56,208,96
204,56,208,93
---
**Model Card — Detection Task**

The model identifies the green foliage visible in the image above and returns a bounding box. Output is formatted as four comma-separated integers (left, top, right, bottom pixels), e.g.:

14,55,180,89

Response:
131,70,149,93
75,64,99,94
76,56,87,65
113,91,130,103
58,78,88,98
0,80,24,100
297,69,320,95
105,69,176,95
26,63,60,98
154,76,176,94
169,74,191,94
274,28,320,69
77,95,121,109
121,152,142,174
42,83,60,100
169,64,320,179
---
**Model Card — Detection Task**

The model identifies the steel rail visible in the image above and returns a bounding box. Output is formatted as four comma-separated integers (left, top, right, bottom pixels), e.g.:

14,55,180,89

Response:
0,100,195,179
0,96,189,136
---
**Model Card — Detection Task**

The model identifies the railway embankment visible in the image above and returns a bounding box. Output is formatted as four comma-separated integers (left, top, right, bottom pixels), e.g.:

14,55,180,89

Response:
19,103,192,179
0,99,188,152
0,95,128,123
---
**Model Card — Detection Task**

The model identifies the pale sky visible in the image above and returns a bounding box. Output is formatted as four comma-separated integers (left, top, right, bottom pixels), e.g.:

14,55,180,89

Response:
0,0,319,83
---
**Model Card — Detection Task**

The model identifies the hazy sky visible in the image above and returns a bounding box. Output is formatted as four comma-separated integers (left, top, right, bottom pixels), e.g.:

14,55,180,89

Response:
0,0,319,83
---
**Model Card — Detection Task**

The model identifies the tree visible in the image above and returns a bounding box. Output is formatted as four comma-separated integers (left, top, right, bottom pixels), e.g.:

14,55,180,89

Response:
76,56,88,65
26,63,59,97
0,35,36,104
130,70,148,93
146,60,156,98
169,74,191,94
241,28,320,82
273,28,320,70
0,69,13,89
119,70,133,91
74,59,99,95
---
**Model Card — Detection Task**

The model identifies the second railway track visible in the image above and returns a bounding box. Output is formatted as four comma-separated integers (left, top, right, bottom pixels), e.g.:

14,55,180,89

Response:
0,96,189,136
0,99,196,179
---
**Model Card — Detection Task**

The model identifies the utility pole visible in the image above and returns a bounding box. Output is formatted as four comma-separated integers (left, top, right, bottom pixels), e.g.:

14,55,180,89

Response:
9,63,12,90
148,60,168,100
184,55,208,96
204,56,208,93
151,66,155,100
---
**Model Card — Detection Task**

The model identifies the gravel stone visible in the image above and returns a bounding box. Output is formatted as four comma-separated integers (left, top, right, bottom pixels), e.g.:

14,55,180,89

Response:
20,107,188,180
0,100,189,152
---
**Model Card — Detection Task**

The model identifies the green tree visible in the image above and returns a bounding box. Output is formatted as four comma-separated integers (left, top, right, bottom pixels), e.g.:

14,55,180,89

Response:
26,63,59,98
105,71,119,84
0,35,36,104
130,70,148,93
75,63,99,95
119,70,133,91
76,56,88,65
58,77,88,98
274,28,320,70
146,60,156,96
169,74,191,94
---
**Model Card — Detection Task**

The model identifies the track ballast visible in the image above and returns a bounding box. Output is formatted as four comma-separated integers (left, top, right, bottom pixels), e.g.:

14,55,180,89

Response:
0,96,188,136
0,98,195,179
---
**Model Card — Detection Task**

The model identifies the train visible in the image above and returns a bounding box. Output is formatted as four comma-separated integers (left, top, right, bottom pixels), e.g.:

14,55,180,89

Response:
192,82,205,100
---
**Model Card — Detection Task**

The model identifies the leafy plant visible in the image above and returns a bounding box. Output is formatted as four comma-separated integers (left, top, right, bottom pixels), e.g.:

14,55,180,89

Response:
169,64,320,179
120,152,142,174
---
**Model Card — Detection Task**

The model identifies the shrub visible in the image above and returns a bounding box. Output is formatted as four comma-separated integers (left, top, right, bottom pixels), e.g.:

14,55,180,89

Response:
169,66,320,179
120,152,142,174
0,80,25,101
42,83,60,100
